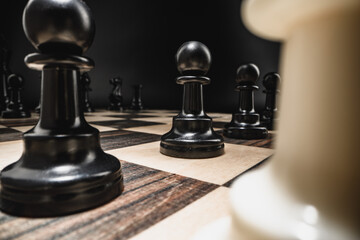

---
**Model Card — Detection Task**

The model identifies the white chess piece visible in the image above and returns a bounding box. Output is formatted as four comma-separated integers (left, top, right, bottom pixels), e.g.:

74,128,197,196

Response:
193,0,360,239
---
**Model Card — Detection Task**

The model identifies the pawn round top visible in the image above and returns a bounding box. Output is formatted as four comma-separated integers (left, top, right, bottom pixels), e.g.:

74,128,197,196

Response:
110,77,123,85
236,63,260,83
176,41,211,75
23,0,95,55
263,72,281,90
7,74,24,89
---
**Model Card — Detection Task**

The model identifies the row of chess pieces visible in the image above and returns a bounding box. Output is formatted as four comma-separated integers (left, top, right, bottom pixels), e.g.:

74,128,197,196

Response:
0,72,145,118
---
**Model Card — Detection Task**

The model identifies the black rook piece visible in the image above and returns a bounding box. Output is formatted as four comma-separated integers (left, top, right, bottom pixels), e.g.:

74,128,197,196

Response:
1,74,31,118
80,72,94,112
0,0,124,217
224,64,268,139
160,41,224,158
108,77,124,111
130,84,144,111
261,72,280,130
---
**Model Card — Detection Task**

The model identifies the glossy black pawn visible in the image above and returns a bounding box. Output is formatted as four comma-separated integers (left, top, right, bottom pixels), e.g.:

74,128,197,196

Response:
108,77,124,111
130,84,144,111
80,72,94,112
1,74,30,118
224,64,268,139
261,72,280,130
0,0,123,217
160,41,224,158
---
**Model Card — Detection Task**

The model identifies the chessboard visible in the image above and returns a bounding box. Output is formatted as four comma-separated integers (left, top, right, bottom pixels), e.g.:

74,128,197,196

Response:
0,110,274,240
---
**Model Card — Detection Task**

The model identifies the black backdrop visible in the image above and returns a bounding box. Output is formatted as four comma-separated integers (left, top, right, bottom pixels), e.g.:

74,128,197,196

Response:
0,0,280,113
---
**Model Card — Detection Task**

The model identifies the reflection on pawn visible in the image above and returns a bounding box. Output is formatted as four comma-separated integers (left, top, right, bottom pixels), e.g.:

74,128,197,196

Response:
1,74,30,118
80,72,94,112
224,64,268,139
0,0,123,217
160,41,224,158
261,72,280,130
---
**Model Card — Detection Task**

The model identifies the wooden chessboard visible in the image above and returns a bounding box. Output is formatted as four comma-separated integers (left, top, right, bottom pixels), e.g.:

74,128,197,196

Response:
0,110,274,240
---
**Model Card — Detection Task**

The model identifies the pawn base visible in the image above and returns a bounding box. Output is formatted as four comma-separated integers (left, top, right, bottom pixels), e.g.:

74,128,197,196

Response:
0,128,124,217
224,124,268,139
160,115,224,159
1,109,31,118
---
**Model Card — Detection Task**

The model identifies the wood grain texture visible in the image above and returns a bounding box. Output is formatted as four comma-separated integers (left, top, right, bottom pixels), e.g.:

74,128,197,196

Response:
0,128,22,143
92,120,165,129
0,161,218,240
100,130,161,151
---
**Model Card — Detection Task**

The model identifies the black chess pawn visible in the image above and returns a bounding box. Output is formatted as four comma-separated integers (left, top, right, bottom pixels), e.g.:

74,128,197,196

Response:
0,0,123,217
224,64,268,139
160,41,224,158
80,72,94,112
130,84,144,111
1,74,31,118
261,72,280,130
108,76,124,111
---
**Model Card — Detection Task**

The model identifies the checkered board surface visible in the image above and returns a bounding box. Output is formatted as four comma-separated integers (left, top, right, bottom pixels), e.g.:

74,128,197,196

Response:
0,110,274,240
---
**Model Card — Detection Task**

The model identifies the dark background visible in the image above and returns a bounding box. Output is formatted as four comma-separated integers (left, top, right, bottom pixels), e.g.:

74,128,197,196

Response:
0,0,280,113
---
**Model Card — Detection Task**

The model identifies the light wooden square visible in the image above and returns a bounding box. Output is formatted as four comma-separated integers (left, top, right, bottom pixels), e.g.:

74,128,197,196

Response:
108,141,274,185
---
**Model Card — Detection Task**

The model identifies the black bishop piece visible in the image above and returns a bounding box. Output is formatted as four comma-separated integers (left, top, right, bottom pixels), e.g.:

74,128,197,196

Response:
0,0,124,217
160,41,224,158
224,64,268,139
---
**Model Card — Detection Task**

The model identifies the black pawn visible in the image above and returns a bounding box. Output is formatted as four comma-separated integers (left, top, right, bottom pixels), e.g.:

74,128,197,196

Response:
0,0,124,217
130,84,144,111
108,77,124,111
224,64,268,139
80,72,94,112
160,41,224,158
1,74,30,118
261,72,280,130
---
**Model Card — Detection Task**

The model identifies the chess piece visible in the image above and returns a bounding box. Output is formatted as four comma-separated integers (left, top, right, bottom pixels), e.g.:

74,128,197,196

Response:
80,72,94,112
261,72,280,130
0,0,124,217
160,41,224,158
0,36,11,112
192,0,360,239
108,76,124,111
223,64,268,139
1,74,31,118
130,84,144,110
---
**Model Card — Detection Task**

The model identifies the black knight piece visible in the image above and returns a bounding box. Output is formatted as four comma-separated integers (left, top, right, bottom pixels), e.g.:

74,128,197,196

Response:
80,72,94,112
0,0,124,217
108,76,124,111
224,64,268,139
261,72,280,130
130,84,144,111
1,74,31,118
160,41,224,158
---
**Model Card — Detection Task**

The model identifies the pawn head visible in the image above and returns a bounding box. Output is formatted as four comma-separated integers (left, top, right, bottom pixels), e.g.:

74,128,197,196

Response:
263,72,281,90
176,41,211,75
23,0,95,55
7,74,24,89
236,63,260,83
